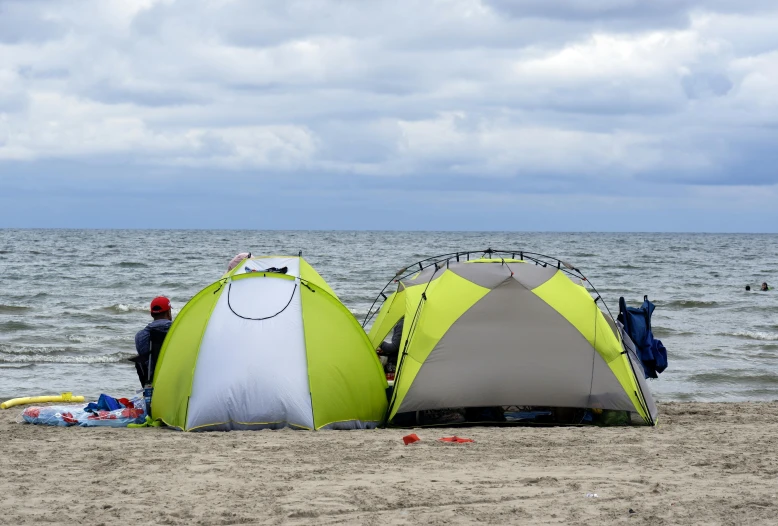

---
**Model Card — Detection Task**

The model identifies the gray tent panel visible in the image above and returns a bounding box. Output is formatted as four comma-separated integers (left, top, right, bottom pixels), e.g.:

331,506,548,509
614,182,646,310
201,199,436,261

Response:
401,266,444,288
397,278,622,413
402,259,557,292
588,350,644,415
447,262,515,289
505,262,558,290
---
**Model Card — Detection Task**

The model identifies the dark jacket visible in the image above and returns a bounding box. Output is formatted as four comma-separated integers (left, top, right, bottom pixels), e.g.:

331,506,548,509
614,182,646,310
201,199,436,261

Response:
134,319,172,355
380,319,404,357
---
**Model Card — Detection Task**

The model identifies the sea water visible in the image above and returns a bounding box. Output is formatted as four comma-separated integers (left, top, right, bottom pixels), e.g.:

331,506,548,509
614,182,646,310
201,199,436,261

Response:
1,229,776,402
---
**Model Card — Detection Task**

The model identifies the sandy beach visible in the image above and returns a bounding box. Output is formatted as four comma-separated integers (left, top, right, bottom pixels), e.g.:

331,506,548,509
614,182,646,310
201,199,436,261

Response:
0,402,776,525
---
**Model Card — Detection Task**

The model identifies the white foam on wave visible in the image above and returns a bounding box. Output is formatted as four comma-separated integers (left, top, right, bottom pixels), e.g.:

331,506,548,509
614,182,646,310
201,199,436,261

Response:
101,303,150,314
66,334,107,343
0,351,134,364
730,331,778,341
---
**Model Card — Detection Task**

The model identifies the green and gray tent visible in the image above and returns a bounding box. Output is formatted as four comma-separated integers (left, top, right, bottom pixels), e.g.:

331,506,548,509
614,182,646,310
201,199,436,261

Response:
152,256,388,431
366,251,657,425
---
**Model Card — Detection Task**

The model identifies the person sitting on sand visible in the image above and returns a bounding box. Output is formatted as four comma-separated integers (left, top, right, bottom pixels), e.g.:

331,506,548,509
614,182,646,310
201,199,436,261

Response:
135,296,173,355
761,282,770,291
131,296,174,387
376,317,403,374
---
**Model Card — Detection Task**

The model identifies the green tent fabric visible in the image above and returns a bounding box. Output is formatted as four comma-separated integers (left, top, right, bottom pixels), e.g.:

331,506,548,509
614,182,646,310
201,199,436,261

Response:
368,257,657,426
152,256,388,431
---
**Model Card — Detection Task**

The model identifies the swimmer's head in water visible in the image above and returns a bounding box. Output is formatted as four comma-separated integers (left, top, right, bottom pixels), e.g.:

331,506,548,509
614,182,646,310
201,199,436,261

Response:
746,285,751,291
761,282,769,291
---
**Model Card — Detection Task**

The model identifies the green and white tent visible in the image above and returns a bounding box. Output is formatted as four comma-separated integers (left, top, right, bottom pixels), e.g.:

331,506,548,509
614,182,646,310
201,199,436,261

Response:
367,251,657,426
152,256,388,431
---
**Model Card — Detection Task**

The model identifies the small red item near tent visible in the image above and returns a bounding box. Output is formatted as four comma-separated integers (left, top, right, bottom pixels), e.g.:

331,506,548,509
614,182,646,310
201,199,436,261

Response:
403,433,420,445
438,436,474,443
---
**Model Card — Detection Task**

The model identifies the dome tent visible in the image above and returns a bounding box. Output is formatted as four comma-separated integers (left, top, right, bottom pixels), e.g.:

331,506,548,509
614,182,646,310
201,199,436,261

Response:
365,249,657,426
152,256,388,431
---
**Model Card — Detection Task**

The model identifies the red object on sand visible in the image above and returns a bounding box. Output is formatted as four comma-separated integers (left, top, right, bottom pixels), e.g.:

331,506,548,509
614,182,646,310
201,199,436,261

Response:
438,436,474,443
403,433,421,445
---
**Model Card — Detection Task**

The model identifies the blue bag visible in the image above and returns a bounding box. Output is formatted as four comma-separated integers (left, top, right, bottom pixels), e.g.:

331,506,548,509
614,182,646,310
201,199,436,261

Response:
84,393,123,413
618,295,668,379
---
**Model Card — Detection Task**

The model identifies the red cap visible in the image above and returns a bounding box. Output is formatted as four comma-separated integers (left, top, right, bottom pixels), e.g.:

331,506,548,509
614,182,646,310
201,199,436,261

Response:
150,296,171,314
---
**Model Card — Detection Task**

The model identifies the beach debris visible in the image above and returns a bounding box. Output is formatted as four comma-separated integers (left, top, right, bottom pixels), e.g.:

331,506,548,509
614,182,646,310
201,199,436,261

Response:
20,394,147,427
585,493,599,498
1,392,85,409
629,508,636,514
402,433,420,445
438,436,474,443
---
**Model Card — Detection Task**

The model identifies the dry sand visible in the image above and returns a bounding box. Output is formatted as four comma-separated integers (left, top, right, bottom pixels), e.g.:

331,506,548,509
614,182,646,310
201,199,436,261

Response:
1,402,778,525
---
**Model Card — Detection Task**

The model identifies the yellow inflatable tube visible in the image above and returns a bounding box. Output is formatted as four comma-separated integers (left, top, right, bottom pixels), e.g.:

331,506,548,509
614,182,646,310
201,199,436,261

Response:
0,392,85,410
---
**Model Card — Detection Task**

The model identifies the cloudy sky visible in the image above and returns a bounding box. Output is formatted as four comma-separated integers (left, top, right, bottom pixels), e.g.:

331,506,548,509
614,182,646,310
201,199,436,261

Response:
1,0,777,231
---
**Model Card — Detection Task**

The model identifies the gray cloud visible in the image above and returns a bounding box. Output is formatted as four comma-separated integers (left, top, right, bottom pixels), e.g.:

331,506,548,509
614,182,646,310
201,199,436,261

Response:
1,0,778,207
0,0,67,44
485,0,778,22
84,80,210,108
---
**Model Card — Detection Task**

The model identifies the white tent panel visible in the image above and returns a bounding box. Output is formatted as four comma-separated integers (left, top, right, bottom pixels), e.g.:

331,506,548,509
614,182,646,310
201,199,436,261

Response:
186,276,313,430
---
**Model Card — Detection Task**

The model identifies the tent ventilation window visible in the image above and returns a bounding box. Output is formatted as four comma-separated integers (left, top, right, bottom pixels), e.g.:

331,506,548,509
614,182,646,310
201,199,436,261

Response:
227,280,298,321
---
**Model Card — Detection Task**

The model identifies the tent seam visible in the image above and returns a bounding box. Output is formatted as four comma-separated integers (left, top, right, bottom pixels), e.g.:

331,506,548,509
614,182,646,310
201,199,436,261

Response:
183,280,228,430
587,306,597,410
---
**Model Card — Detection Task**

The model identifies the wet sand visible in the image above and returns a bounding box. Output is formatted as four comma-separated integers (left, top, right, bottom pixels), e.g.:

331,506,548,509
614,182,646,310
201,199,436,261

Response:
1,402,777,525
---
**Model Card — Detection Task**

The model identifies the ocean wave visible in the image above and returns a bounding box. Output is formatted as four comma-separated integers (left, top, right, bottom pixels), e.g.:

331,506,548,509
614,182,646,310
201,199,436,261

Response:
652,326,696,337
61,311,114,322
753,352,778,360
690,372,778,386
0,345,79,356
160,281,188,289
0,320,35,331
728,331,778,341
102,303,147,314
0,363,35,369
662,300,720,309
0,305,30,314
66,334,108,343
118,262,148,268
696,350,730,359
732,305,778,314
0,351,133,364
